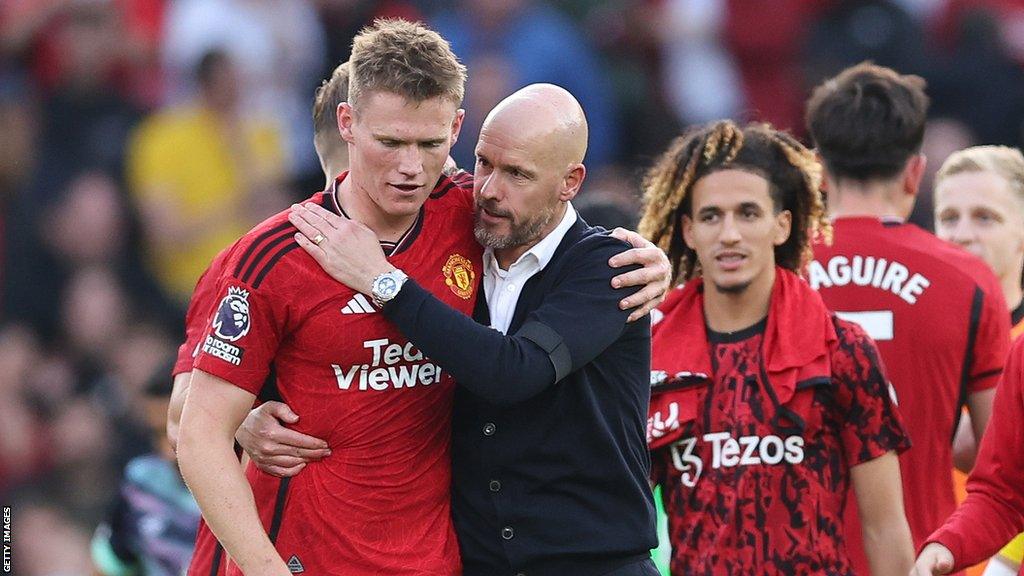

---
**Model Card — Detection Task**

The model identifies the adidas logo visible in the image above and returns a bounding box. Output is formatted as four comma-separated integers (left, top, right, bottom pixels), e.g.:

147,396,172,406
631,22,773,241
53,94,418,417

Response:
341,294,376,314
287,554,305,573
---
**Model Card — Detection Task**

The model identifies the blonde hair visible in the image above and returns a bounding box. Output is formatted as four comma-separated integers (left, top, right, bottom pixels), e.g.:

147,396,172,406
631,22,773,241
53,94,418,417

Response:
348,19,466,110
639,121,830,285
312,61,350,138
936,145,1024,210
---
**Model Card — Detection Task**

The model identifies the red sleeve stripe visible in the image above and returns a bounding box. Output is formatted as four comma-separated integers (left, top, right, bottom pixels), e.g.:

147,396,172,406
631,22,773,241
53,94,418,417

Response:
252,243,301,289
238,229,296,285
233,222,295,279
952,286,985,441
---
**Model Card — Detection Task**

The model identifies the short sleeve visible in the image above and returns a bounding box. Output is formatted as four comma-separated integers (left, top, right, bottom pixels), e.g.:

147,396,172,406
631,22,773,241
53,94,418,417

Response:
173,249,231,376
830,319,912,466
968,283,1010,393
192,273,287,396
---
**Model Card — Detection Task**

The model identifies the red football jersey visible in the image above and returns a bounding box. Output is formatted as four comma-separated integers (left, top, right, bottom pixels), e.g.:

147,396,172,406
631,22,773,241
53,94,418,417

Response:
810,217,1010,571
648,271,909,574
191,173,481,576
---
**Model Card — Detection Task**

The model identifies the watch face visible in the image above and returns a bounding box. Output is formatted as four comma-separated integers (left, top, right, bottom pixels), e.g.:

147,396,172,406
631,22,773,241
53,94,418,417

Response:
378,276,397,296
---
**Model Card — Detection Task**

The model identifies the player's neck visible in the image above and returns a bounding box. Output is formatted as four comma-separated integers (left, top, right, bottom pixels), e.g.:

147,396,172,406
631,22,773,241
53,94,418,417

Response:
336,174,419,243
322,162,348,190
828,179,909,221
702,266,775,334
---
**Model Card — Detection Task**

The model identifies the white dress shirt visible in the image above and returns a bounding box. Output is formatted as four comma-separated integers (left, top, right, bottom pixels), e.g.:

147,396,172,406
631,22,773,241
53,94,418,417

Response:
483,203,578,334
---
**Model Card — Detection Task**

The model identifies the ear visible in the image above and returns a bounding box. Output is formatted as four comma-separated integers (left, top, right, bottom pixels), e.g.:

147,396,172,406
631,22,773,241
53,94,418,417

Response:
338,102,355,144
773,209,793,246
681,214,695,250
903,154,927,197
450,109,466,146
1015,215,1024,255
559,163,586,202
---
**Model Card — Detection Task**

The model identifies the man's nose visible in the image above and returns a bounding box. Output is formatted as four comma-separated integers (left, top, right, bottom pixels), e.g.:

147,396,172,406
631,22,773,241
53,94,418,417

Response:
397,146,424,177
950,218,975,245
476,171,500,200
719,214,742,243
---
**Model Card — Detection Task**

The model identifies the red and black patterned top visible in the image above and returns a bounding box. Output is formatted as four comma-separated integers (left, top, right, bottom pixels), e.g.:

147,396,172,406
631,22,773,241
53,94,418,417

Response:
648,268,910,575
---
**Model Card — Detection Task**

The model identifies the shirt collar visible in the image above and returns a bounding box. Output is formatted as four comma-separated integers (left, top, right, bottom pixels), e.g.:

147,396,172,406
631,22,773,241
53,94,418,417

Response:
483,202,578,276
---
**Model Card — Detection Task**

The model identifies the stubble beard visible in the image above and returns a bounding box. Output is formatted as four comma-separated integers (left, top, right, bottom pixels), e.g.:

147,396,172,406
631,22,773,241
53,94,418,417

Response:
711,279,752,295
473,202,561,250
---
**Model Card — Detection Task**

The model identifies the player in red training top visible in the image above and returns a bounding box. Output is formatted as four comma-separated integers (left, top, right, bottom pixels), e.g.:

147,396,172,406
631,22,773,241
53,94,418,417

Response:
176,21,475,575
639,121,914,575
913,336,1024,575
805,63,1011,574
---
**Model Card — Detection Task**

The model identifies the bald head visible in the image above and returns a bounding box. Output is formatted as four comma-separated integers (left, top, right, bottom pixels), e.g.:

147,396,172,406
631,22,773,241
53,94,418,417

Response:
472,84,590,266
481,83,588,167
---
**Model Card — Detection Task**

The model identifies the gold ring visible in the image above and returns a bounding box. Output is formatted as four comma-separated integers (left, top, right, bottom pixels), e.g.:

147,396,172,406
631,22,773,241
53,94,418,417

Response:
312,233,326,246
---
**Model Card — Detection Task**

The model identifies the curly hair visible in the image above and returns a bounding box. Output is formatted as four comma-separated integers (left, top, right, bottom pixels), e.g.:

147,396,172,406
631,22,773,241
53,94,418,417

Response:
638,121,830,285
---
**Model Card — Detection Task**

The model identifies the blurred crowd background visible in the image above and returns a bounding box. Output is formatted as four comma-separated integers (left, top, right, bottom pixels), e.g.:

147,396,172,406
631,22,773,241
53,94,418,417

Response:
2,0,1024,573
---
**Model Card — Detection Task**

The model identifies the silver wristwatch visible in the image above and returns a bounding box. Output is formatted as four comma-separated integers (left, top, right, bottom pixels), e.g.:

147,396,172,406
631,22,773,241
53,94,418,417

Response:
370,269,409,307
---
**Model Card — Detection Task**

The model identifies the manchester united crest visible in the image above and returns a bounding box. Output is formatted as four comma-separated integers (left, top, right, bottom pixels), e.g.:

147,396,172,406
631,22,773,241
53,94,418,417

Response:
443,254,475,299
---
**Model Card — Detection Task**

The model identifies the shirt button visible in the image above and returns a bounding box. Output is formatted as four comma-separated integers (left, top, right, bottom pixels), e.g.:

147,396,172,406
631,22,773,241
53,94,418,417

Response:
489,480,501,492
501,526,514,540
483,423,496,436
506,284,515,292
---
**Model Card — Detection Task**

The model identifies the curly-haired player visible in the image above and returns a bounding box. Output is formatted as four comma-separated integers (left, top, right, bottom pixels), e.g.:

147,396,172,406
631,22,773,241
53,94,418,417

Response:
642,120,914,575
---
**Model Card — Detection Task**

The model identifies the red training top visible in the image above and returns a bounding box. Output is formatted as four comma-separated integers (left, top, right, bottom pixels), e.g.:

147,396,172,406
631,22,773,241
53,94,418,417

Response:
649,268,909,575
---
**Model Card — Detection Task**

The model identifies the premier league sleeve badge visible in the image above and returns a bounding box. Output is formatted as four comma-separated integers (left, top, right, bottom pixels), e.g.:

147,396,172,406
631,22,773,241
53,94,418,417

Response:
203,287,251,366
213,286,252,342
